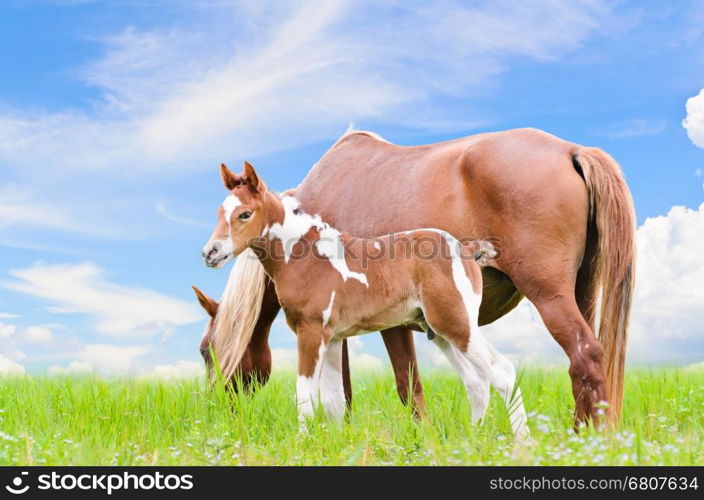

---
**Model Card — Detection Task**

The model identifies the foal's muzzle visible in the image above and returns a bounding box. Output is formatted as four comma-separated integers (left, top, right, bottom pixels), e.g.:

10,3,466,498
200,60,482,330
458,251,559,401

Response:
202,241,231,268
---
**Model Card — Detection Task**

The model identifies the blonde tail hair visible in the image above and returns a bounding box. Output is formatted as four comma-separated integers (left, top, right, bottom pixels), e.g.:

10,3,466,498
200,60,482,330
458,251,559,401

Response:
573,147,636,421
211,249,268,382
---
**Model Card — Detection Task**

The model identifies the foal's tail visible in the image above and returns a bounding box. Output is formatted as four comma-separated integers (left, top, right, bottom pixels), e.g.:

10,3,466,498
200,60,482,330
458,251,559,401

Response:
211,249,268,382
572,147,636,422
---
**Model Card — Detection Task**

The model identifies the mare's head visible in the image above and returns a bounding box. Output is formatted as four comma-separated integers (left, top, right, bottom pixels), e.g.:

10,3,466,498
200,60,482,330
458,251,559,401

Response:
192,283,271,392
218,162,270,257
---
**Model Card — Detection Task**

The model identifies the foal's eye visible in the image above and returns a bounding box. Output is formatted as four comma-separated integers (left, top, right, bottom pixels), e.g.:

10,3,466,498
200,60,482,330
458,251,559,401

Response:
238,211,252,221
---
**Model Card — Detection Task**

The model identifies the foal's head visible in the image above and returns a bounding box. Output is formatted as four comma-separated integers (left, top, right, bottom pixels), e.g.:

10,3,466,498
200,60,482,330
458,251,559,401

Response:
202,200,234,268
219,162,270,257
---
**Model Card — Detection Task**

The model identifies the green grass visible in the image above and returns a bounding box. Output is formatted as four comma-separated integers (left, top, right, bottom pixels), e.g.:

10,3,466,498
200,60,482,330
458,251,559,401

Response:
0,368,701,465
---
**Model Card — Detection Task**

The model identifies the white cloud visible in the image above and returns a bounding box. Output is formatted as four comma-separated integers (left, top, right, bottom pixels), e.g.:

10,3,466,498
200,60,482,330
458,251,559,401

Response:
271,348,297,372
23,325,54,344
0,322,16,338
629,203,704,363
74,344,150,374
0,312,19,319
683,88,704,148
48,360,94,376
140,360,204,380
598,118,667,139
0,184,100,235
2,261,200,337
346,336,384,371
0,355,25,376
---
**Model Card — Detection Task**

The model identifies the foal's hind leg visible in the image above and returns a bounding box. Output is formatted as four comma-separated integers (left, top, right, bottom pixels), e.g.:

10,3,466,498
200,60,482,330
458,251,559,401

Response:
431,336,490,424
463,331,529,438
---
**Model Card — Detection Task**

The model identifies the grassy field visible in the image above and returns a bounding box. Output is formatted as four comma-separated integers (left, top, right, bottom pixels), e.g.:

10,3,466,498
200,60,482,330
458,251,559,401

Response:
0,368,701,465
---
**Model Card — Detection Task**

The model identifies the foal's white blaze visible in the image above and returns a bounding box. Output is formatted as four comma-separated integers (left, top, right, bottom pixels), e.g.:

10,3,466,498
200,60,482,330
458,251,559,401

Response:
222,194,241,223
269,196,324,262
322,291,336,326
316,226,369,286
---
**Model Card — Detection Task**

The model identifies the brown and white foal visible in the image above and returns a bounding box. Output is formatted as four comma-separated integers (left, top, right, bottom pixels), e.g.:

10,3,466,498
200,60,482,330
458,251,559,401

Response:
218,161,528,437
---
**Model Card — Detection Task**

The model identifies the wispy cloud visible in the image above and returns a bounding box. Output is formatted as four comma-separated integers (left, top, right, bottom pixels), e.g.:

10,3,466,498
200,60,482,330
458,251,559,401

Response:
0,1,620,175
156,202,209,228
597,118,668,139
2,261,200,337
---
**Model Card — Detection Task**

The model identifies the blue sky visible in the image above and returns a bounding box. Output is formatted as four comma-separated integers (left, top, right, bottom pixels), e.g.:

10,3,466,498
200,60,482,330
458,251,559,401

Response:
1,0,703,376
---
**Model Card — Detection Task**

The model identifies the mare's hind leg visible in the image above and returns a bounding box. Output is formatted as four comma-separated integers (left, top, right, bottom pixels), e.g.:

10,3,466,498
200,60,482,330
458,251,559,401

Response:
381,327,426,418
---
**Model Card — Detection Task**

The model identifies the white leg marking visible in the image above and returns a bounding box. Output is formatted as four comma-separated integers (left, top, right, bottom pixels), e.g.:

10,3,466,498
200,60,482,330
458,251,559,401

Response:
296,341,326,426
322,291,336,326
463,330,530,439
319,339,346,421
432,336,490,423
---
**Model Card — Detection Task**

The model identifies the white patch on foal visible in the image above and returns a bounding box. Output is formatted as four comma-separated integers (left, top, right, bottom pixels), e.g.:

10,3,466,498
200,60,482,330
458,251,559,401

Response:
269,196,324,262
316,226,369,286
268,196,369,286
322,291,336,326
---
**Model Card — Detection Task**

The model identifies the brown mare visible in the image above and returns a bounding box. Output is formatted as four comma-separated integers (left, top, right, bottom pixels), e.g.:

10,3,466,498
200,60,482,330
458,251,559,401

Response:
202,128,635,426
212,162,529,435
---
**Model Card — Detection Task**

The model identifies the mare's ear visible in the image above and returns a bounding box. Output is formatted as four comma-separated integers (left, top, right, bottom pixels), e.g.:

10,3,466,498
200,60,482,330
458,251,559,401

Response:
192,285,218,318
220,163,242,190
242,161,263,192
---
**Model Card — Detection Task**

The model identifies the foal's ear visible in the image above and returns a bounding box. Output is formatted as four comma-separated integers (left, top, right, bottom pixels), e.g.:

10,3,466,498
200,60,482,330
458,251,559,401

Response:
242,161,262,192
220,163,242,190
192,285,218,318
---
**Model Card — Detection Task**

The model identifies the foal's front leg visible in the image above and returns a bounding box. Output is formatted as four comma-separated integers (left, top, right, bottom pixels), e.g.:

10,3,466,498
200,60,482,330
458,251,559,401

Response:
319,339,346,421
296,325,327,424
